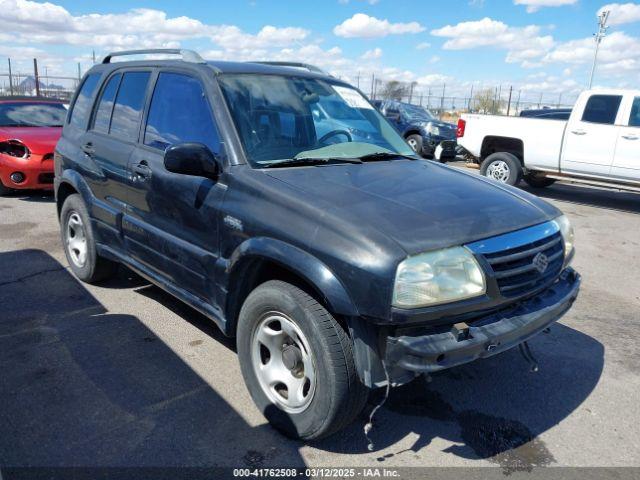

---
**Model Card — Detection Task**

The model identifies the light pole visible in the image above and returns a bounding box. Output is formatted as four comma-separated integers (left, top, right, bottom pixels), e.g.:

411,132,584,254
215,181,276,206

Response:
589,10,610,89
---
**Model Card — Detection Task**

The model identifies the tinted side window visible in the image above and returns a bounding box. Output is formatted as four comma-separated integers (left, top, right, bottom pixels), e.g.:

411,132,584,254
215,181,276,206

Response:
144,73,220,153
629,97,640,127
69,73,100,128
582,95,622,125
110,72,150,142
92,73,121,134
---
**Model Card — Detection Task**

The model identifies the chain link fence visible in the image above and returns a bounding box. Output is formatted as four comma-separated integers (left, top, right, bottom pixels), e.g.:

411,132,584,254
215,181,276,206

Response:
0,58,580,117
0,58,81,101
355,77,579,123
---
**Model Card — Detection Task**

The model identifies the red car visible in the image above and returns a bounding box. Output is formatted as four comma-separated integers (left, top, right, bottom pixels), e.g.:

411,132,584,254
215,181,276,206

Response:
0,97,67,195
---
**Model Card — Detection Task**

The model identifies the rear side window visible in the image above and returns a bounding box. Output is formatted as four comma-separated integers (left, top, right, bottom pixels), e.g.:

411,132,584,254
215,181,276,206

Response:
110,72,150,142
629,97,640,127
92,73,121,134
69,73,100,128
582,95,622,125
144,72,220,153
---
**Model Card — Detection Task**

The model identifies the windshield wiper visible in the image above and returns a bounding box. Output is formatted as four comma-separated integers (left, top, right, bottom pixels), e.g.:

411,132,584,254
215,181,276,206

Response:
356,152,419,162
263,157,362,168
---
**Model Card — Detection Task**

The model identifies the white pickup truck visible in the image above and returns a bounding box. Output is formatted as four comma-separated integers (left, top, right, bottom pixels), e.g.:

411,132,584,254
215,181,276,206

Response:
456,89,640,191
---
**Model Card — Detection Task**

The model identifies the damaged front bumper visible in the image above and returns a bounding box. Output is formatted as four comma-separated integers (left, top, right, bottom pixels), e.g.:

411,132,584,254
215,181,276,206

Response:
385,268,580,376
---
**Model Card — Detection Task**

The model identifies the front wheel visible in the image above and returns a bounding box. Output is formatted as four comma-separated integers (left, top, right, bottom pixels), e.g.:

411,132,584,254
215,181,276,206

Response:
406,134,423,156
480,152,523,186
237,280,368,440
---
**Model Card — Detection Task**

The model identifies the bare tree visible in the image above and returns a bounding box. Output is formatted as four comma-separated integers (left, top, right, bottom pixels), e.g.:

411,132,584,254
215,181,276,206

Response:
380,80,410,100
472,88,504,114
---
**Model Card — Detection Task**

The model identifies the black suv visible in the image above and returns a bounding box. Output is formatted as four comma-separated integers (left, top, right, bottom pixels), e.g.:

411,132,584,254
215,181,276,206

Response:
55,49,580,440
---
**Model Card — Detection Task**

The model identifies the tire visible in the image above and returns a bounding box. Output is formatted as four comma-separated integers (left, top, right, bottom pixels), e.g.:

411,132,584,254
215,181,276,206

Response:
237,280,369,440
406,134,423,156
60,193,118,283
524,173,556,188
480,152,523,186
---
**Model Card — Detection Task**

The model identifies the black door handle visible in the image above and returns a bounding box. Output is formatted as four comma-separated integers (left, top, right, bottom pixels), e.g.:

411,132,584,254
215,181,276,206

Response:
81,142,95,156
132,162,152,180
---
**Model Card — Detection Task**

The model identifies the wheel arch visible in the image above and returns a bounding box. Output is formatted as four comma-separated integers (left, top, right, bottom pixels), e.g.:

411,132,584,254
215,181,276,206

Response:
480,136,524,163
55,169,93,218
404,129,422,139
223,237,359,336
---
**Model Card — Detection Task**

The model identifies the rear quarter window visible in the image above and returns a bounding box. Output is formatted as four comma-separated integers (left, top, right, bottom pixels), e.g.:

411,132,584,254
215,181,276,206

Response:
69,73,101,128
92,73,122,134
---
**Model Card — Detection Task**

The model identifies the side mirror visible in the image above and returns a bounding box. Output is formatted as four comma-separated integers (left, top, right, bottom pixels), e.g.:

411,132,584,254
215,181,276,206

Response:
164,142,220,178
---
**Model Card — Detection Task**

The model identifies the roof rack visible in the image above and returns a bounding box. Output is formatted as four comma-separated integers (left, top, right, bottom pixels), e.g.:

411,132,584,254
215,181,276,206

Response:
250,61,327,74
102,49,206,64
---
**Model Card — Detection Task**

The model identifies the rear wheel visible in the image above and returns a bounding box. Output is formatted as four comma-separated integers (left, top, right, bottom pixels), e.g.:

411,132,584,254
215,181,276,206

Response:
60,194,118,283
524,172,556,188
480,152,523,186
237,280,368,440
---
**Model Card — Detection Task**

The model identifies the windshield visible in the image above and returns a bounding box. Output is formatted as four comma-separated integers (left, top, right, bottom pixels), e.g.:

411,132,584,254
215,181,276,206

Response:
0,102,67,127
217,74,414,167
400,103,435,121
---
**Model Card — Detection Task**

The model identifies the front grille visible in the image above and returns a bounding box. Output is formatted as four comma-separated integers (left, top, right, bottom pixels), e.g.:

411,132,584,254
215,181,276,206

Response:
483,232,564,297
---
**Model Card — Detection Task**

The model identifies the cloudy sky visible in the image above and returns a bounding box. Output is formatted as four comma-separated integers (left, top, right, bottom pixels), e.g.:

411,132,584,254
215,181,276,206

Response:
0,0,638,101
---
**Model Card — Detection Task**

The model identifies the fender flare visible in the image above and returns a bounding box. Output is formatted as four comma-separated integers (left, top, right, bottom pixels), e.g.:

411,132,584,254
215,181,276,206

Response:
55,168,94,212
225,237,359,318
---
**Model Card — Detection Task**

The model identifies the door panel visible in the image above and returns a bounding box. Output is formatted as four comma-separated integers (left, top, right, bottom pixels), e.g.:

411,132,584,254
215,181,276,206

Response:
83,70,151,240
612,96,640,182
561,94,622,177
124,71,226,305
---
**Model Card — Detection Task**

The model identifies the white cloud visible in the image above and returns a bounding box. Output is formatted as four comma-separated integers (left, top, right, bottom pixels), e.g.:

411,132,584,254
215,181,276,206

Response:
514,0,577,13
598,3,640,25
333,13,424,38
429,55,441,63
543,31,640,78
431,17,554,67
361,47,382,59
0,1,309,53
416,74,450,86
415,42,431,50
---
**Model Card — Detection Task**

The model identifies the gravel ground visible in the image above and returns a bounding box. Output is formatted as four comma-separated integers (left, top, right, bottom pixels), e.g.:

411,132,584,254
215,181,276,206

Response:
1,165,639,475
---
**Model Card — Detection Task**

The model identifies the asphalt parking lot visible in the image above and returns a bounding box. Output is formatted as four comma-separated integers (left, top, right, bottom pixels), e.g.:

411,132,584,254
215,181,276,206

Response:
1,164,639,474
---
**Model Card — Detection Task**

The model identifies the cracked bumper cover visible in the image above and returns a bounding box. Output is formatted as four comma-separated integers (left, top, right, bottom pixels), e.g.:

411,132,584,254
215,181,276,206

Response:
385,268,580,374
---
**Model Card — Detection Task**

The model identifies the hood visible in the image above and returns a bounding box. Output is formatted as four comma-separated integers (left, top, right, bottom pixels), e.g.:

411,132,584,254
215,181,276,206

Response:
0,126,62,155
265,160,560,255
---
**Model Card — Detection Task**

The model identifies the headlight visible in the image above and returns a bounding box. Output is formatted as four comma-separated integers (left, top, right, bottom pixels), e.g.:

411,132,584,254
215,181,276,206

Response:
553,214,575,266
392,247,486,308
422,122,440,136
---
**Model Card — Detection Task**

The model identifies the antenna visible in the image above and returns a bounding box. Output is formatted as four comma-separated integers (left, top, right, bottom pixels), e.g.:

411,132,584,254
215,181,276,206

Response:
588,10,610,89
